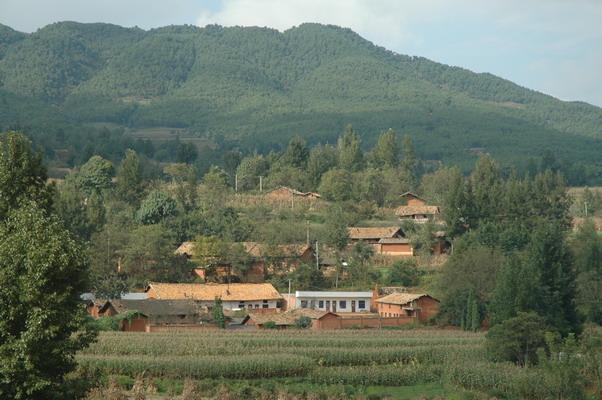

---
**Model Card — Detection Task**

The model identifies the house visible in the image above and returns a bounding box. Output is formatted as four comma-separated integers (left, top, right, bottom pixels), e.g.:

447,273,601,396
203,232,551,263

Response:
86,299,118,318
177,241,315,283
347,226,414,257
295,291,373,313
112,299,201,325
395,192,440,223
243,309,341,330
375,293,439,322
146,282,283,311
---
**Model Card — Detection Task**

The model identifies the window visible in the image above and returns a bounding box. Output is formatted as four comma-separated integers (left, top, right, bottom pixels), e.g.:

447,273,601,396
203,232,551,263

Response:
238,303,245,309
318,300,324,308
339,300,346,309
300,300,308,308
358,300,366,309
254,304,259,309
263,300,268,304
262,304,268,309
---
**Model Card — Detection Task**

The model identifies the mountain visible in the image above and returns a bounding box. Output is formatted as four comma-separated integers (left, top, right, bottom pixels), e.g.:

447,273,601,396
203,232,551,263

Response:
0,21,601,177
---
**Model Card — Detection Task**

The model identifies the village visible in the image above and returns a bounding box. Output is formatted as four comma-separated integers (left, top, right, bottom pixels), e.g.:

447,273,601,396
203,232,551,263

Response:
85,190,446,332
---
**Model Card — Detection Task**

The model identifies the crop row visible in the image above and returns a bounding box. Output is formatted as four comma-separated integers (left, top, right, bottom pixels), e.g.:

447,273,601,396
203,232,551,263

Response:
77,354,314,379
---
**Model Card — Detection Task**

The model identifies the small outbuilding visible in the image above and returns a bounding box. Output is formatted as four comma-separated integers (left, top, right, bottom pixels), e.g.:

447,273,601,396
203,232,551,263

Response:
375,293,439,322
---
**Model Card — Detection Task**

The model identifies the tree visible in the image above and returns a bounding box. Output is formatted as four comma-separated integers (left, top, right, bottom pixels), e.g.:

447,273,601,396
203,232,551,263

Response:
0,132,53,219
387,259,422,287
235,154,269,191
400,134,417,186
307,144,338,187
371,129,398,168
116,149,143,205
282,135,309,169
572,219,602,324
164,163,197,211
337,125,363,171
318,169,352,202
212,297,226,329
135,190,177,225
322,206,349,252
53,178,94,240
469,155,502,223
0,203,95,398
490,220,581,336
485,312,547,366
442,170,472,237
76,155,114,195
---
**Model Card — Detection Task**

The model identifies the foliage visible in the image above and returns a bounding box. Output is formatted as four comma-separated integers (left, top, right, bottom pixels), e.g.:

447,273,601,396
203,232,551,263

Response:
0,131,53,219
572,218,602,324
294,316,313,329
0,203,96,399
212,297,226,329
485,312,547,366
386,259,422,287
76,155,114,195
135,190,177,224
115,149,143,204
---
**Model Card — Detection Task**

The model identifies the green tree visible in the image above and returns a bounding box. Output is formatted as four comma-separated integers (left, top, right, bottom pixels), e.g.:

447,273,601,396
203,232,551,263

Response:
76,155,114,195
116,149,143,205
337,125,363,171
282,135,309,169
307,144,338,188
236,154,269,191
318,169,352,202
485,312,547,366
469,155,502,223
442,171,473,237
371,128,398,168
400,135,417,186
0,203,95,398
212,297,226,329
135,190,177,225
164,163,197,211
322,206,349,252
54,178,94,239
572,219,602,323
0,132,53,219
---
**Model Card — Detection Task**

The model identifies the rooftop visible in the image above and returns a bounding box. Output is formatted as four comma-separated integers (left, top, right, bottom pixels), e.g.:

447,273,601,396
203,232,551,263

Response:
296,291,373,298
146,282,283,302
347,226,403,240
376,293,437,305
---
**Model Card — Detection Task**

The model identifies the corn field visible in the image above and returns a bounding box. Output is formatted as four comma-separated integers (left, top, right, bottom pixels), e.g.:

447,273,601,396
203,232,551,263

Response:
77,329,576,399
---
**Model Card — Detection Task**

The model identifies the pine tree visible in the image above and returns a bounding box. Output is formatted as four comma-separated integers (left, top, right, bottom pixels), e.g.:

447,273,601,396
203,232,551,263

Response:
371,129,398,168
400,135,417,186
116,149,143,205
337,125,363,171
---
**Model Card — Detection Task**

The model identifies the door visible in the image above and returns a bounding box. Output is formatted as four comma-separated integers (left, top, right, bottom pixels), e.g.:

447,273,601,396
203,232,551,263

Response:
326,300,330,311
333,301,337,312
351,300,356,312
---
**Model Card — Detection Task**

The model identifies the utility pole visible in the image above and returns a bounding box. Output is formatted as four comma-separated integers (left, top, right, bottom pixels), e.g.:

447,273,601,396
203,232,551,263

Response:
259,176,263,192
235,173,238,192
315,240,319,270
585,200,588,217
306,220,310,245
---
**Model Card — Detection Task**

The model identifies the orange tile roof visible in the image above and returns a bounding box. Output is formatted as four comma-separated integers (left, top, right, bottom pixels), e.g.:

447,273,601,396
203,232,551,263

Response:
247,309,337,326
395,205,440,217
375,293,437,305
147,282,283,301
347,226,403,240
175,241,195,256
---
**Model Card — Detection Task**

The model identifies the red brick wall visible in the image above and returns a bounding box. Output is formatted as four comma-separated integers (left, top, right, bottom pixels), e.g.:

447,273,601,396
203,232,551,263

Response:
407,197,426,207
416,297,439,322
121,316,149,332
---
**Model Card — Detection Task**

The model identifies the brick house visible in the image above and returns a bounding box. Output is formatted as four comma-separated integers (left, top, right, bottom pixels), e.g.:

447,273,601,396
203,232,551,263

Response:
176,241,315,282
146,282,283,311
375,293,440,322
395,192,440,223
347,226,414,257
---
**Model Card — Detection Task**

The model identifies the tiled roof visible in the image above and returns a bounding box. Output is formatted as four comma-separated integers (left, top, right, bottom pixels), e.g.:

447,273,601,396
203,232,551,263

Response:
375,293,437,305
378,238,411,244
347,226,403,240
111,299,199,317
266,187,322,198
399,192,425,201
395,205,440,217
175,241,312,258
247,309,337,326
175,241,195,256
147,282,283,302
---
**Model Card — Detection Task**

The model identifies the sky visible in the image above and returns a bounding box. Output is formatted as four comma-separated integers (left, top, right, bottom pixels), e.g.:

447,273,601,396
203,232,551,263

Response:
1,0,601,107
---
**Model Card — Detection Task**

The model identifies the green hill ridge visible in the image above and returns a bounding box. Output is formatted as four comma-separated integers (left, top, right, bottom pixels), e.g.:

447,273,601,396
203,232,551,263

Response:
0,21,601,176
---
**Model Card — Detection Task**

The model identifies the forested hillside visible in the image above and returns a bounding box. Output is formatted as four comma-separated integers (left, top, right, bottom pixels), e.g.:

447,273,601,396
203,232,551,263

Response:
1,22,602,182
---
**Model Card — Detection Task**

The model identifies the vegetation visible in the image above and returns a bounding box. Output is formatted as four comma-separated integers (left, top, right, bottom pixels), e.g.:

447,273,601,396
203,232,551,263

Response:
77,328,602,399
0,22,602,183
0,132,95,399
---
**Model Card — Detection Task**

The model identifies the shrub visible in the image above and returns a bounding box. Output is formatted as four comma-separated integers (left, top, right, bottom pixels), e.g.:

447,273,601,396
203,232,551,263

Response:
295,316,312,329
485,312,547,366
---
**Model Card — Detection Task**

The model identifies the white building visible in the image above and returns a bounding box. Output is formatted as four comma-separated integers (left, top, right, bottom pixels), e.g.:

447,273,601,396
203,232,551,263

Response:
295,291,372,313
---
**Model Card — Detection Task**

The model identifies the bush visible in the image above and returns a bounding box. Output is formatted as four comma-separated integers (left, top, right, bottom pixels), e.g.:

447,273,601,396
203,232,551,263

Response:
295,316,312,329
485,312,547,366
263,321,278,329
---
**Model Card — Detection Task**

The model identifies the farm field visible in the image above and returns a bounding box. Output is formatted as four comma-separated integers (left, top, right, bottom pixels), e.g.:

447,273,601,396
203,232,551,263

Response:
78,329,576,399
